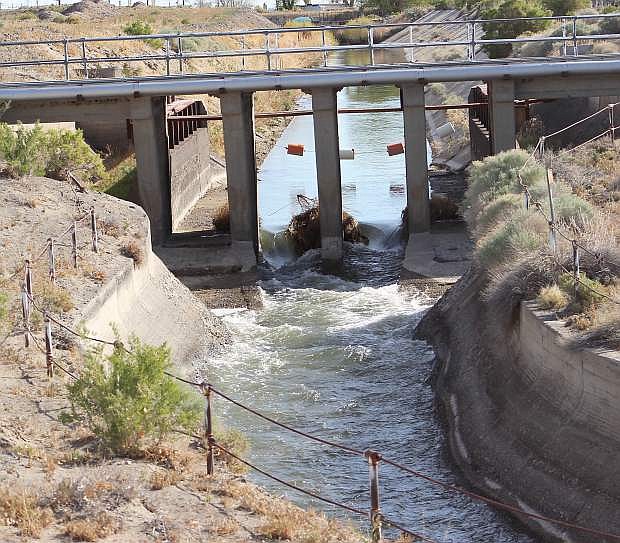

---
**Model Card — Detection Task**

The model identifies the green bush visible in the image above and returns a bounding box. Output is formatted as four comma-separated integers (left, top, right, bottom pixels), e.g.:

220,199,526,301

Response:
0,123,105,183
333,17,376,45
476,211,547,269
465,149,546,220
160,29,204,52
63,338,202,454
474,193,524,235
481,0,552,58
0,291,8,327
542,0,589,16
553,191,593,225
558,271,607,307
599,12,620,34
124,20,162,49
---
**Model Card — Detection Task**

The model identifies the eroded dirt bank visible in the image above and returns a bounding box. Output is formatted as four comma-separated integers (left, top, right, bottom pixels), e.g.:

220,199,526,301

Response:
416,269,620,543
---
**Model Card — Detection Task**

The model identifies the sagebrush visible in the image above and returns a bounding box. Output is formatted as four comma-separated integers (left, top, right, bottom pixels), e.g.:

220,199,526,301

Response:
63,337,202,453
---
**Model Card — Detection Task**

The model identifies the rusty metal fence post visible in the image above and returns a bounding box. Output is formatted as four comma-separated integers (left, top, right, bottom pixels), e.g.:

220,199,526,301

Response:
44,313,54,378
202,383,215,475
48,238,56,284
572,240,580,297
90,208,98,253
21,283,30,348
365,450,382,543
71,221,78,268
546,168,557,254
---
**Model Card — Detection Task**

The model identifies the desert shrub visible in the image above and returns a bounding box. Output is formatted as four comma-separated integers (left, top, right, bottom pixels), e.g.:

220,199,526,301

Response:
121,240,144,266
214,426,249,474
572,305,620,349
160,29,205,52
0,291,8,326
17,11,37,20
599,12,620,35
553,191,593,225
36,281,74,313
592,41,620,54
476,211,547,269
0,487,53,537
543,0,589,15
63,337,202,453
123,20,162,49
0,123,104,183
474,193,524,235
45,129,106,182
465,149,546,221
64,511,120,541
65,16,80,24
537,284,568,309
558,271,607,308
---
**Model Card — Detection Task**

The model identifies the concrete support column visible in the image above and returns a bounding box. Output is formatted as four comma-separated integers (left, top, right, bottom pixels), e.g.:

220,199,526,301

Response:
488,79,516,154
130,97,171,245
401,83,430,234
220,91,259,258
311,87,343,264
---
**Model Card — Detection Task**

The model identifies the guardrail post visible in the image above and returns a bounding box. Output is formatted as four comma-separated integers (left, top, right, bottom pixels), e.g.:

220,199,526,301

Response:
177,33,183,73
81,38,88,78
44,313,54,378
265,32,271,71
71,221,78,268
561,18,567,56
468,22,476,61
572,16,578,55
90,208,98,253
202,384,215,475
368,26,375,66
63,39,69,80
321,30,327,67
48,238,56,284
365,451,382,543
608,103,615,142
165,38,171,76
241,35,246,70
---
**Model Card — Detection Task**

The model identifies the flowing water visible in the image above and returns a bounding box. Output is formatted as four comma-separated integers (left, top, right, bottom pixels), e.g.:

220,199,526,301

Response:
206,50,536,542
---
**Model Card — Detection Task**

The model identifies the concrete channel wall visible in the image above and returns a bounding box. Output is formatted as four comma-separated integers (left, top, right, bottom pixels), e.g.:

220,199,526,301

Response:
416,271,620,542
79,219,227,368
169,126,219,230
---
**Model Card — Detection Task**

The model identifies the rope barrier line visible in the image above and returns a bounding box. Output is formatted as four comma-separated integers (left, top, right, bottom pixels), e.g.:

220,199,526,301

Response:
380,457,620,541
555,128,612,158
543,102,616,140
211,440,371,518
209,384,366,457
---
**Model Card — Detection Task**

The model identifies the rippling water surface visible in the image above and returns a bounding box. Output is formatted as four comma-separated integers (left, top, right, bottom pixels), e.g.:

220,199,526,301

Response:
204,49,535,542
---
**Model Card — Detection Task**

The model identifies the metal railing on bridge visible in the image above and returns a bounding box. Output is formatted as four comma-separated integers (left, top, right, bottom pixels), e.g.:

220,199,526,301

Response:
2,12,620,83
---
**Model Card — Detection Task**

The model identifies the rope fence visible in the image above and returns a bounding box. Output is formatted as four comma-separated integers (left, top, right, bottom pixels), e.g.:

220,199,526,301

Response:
515,101,620,305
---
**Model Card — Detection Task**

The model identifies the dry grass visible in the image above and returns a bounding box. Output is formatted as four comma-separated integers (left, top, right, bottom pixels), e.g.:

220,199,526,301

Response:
213,203,230,233
537,285,568,310
64,511,120,541
120,240,144,266
0,487,53,538
150,469,182,490
36,280,75,313
209,516,238,536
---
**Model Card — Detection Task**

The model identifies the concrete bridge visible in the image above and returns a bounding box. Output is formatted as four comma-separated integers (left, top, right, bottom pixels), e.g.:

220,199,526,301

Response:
2,15,620,267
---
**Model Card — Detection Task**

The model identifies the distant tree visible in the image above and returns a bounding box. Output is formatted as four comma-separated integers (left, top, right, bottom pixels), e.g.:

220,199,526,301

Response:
481,0,552,58
276,0,296,9
542,0,589,15
360,0,418,16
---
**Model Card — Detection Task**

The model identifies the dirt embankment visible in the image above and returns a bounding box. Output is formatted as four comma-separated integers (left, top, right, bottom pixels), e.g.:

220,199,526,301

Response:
416,268,620,543
0,176,364,542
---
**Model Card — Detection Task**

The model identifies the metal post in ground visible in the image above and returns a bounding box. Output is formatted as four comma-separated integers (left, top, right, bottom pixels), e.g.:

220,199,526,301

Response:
63,39,69,80
572,240,580,297
21,283,30,348
90,208,98,253
368,26,375,66
44,313,54,378
546,168,557,254
48,238,56,284
202,384,215,475
609,103,615,142
265,32,271,71
81,38,88,78
365,450,382,543
24,259,33,300
71,221,78,268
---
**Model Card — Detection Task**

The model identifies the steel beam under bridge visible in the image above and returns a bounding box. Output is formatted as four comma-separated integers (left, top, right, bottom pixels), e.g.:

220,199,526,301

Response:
4,59,620,265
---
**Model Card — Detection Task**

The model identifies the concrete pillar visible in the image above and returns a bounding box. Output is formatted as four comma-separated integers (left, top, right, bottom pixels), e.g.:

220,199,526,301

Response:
401,83,430,234
130,97,171,245
311,87,343,263
488,79,516,154
220,91,259,257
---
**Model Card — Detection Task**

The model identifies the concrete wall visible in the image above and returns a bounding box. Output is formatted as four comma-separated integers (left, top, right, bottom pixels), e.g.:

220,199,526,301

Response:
169,126,218,230
417,271,620,542
80,229,228,369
